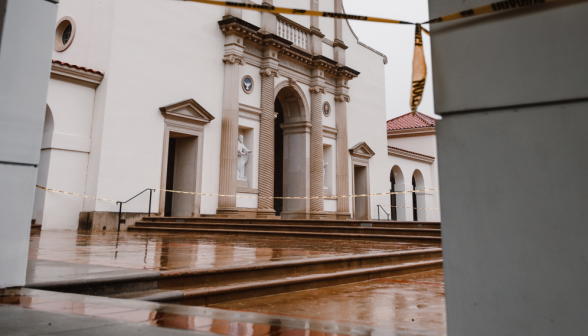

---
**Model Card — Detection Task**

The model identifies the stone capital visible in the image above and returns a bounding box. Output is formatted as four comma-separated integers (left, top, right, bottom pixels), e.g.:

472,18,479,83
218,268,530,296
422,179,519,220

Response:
309,85,325,94
260,67,279,78
334,94,350,103
222,54,244,66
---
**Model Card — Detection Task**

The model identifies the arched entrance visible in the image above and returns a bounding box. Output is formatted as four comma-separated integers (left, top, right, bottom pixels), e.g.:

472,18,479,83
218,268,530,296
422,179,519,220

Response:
273,82,310,219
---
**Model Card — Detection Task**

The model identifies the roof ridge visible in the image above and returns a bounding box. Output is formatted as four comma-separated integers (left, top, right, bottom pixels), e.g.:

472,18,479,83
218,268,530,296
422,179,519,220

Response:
415,112,434,127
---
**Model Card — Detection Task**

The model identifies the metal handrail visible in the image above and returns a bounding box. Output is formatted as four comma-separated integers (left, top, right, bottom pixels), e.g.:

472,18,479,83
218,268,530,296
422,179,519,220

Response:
116,188,154,232
377,205,390,221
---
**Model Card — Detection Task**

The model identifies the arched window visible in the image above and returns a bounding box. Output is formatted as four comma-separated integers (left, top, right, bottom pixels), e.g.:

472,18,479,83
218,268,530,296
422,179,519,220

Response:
412,169,426,222
391,165,404,221
412,176,418,221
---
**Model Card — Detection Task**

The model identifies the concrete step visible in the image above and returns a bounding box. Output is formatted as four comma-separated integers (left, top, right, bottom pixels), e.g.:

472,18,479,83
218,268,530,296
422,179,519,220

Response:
142,216,441,229
127,225,442,244
110,258,443,306
27,248,442,303
133,221,441,237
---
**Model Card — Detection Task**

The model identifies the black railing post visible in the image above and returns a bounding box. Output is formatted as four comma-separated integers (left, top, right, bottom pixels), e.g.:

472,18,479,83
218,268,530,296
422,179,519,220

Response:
378,205,380,220
148,189,153,217
117,201,122,232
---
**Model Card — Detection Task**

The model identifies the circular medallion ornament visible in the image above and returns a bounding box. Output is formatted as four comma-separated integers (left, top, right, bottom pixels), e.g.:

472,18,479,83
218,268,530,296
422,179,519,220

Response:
242,75,254,94
322,101,331,117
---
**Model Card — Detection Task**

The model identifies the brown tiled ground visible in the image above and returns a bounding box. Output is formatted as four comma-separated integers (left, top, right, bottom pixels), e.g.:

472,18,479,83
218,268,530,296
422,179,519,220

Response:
212,270,446,333
29,230,435,272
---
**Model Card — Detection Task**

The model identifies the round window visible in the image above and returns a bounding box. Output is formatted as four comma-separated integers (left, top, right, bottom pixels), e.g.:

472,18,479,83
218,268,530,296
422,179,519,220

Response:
55,17,76,52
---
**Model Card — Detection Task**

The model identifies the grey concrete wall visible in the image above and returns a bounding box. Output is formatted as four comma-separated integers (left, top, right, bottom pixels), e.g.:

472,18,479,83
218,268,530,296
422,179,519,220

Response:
429,0,588,334
0,0,57,287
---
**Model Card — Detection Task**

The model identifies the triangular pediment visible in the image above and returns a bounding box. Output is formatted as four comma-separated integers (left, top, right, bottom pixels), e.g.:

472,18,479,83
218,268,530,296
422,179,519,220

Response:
349,142,375,158
159,99,215,125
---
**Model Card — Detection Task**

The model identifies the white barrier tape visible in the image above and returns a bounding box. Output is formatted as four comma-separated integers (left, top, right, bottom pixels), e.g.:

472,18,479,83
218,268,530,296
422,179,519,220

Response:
380,204,441,211
36,185,118,203
37,185,439,201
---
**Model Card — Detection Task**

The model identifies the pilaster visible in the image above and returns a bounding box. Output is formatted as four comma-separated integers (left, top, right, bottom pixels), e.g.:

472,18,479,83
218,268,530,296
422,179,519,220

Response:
217,32,245,214
260,0,277,34
309,69,326,217
257,45,280,218
334,77,351,219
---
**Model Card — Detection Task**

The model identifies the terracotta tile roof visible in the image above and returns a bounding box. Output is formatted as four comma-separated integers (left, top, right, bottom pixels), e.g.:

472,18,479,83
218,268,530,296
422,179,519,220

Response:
388,146,435,159
52,60,103,75
386,112,436,131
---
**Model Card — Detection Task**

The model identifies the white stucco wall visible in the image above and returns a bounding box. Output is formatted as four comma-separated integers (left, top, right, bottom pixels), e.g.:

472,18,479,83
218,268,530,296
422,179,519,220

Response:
388,134,437,157
343,20,388,220
41,0,396,224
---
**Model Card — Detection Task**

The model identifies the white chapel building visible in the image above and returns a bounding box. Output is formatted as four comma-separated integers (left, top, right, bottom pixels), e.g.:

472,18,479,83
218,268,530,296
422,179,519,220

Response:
33,0,440,230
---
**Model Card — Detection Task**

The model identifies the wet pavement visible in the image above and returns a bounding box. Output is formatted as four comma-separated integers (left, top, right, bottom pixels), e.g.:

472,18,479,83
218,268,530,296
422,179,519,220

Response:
15,230,446,335
0,287,426,335
212,270,446,333
28,230,435,283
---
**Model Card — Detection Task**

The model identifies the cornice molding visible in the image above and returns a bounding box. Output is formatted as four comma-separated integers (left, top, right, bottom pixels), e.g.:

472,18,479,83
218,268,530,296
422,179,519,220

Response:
387,146,435,164
387,127,436,139
50,63,104,88
159,99,215,125
323,126,337,140
219,18,360,80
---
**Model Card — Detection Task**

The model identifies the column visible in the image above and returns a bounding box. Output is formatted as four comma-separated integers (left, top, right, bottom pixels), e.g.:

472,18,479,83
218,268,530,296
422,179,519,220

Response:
334,93,351,219
257,67,279,217
429,0,588,334
0,0,57,287
309,85,325,216
217,36,244,213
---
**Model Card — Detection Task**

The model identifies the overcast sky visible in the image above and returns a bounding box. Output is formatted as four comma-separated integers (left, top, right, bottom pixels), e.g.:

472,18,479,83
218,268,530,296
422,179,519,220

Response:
343,0,436,120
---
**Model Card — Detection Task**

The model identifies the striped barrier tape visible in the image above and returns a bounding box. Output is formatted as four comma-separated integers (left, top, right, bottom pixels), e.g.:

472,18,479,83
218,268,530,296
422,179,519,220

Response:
37,185,438,201
181,0,565,115
380,204,441,211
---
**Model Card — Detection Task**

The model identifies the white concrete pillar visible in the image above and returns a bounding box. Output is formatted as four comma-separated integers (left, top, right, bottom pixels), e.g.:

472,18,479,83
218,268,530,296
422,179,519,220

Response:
430,0,588,334
0,0,57,287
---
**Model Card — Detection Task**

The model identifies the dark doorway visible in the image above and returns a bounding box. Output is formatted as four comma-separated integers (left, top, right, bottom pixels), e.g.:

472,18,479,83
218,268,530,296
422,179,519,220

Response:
390,172,397,221
412,176,418,221
164,134,198,217
354,166,369,220
274,98,285,216
164,138,177,217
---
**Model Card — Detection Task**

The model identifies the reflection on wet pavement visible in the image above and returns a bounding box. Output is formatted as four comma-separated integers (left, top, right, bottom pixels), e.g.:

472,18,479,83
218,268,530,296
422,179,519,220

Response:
29,230,434,272
212,270,446,334
1,288,396,335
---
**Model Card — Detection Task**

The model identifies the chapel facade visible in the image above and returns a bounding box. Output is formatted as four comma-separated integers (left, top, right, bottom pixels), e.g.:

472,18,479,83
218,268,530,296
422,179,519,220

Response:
33,0,437,230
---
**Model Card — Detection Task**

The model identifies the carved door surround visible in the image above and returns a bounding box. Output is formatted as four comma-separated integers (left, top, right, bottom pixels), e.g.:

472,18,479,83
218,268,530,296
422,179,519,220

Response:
349,142,375,220
158,99,215,217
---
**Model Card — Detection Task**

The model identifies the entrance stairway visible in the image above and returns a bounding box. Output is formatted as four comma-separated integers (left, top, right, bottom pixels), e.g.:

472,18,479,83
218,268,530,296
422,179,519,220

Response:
28,248,442,306
128,217,442,245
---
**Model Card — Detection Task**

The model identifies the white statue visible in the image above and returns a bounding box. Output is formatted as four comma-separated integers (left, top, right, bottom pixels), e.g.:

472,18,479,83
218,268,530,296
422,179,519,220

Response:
237,135,252,181
323,161,328,188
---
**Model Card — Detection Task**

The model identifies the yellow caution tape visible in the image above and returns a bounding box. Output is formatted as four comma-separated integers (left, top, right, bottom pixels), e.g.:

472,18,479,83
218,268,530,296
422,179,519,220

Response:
182,0,413,25
381,204,441,211
410,24,427,114
425,0,560,24
36,185,118,203
37,185,438,201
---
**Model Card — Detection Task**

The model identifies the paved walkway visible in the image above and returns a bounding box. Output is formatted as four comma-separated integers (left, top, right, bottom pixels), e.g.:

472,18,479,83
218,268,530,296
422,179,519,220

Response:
1,286,438,335
28,230,435,283
213,270,446,333
7,230,447,335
